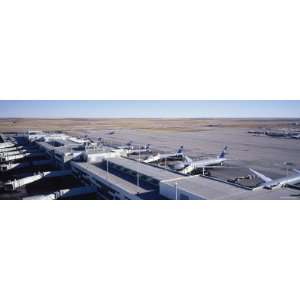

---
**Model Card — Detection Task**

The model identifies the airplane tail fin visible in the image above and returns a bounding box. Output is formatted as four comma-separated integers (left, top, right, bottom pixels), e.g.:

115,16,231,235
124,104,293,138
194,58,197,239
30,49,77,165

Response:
176,146,184,155
218,146,228,159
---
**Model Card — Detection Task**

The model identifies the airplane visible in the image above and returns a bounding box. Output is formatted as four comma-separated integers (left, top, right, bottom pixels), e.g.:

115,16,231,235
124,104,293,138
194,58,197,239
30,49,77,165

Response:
117,141,134,150
265,131,288,138
249,168,300,190
128,144,151,155
291,134,300,139
265,131,300,139
144,146,184,163
172,146,228,174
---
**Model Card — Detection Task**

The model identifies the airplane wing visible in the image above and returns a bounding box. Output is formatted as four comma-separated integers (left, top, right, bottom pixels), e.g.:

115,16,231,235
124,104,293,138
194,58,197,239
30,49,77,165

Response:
249,168,273,183
159,153,171,159
293,169,300,174
144,154,160,163
184,155,193,163
285,183,300,190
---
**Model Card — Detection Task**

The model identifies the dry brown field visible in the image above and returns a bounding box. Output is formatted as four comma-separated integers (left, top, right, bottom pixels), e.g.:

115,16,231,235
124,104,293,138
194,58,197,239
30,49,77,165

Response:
0,118,298,134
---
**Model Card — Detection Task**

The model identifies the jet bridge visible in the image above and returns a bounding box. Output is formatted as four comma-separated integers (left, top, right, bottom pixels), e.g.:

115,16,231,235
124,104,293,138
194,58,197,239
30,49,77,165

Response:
0,159,53,172
0,142,15,149
22,186,97,200
0,145,25,153
0,148,40,157
4,170,73,191
180,164,197,175
0,152,45,162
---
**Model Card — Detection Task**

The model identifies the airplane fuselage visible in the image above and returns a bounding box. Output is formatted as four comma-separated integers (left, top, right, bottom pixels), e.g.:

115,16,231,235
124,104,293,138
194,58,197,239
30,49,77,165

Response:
128,149,151,155
191,157,226,169
177,157,227,174
256,174,300,190
144,152,182,163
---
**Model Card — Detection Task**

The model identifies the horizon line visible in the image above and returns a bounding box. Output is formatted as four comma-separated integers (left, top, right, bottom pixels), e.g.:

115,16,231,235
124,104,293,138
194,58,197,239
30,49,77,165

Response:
1,117,300,120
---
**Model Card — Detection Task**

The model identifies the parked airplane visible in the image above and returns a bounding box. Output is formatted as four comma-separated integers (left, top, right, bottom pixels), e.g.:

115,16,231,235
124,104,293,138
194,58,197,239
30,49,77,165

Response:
117,141,134,150
250,168,300,190
291,134,300,139
265,131,287,137
264,131,300,139
128,144,151,155
144,146,184,163
172,146,228,174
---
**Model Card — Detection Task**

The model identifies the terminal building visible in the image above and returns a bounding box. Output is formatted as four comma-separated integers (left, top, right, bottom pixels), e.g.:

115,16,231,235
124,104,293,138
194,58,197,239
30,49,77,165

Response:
0,131,298,200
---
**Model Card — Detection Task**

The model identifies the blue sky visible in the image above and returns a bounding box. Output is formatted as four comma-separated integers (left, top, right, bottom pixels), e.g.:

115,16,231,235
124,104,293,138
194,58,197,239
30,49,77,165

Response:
0,101,299,118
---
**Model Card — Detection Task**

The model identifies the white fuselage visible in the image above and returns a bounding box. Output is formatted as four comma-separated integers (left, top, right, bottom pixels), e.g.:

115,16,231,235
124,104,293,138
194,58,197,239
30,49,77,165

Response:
180,157,226,174
191,157,226,168
117,145,133,151
255,174,300,190
144,152,182,163
128,148,150,155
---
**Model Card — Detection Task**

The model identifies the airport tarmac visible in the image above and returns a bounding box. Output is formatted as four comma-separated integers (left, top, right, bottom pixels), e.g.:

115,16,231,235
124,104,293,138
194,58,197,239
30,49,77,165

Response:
1,118,300,199
86,126,300,180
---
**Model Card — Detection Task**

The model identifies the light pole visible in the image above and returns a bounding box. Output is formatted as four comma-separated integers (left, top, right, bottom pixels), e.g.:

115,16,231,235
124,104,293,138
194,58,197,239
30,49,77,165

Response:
175,182,178,200
137,144,140,187
139,144,141,163
106,159,109,179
